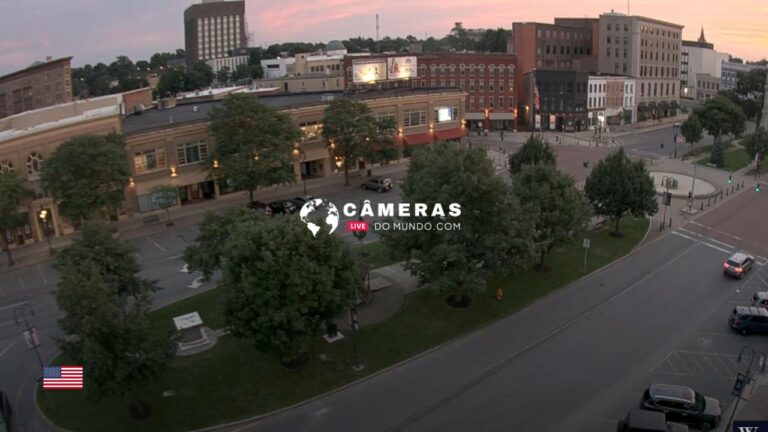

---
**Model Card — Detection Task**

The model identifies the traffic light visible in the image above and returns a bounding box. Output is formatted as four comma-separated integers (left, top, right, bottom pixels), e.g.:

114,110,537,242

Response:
757,183,762,192
728,174,732,184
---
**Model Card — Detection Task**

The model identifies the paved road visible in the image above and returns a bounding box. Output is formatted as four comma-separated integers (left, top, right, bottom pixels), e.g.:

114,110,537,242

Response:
228,232,768,432
0,180,404,432
621,125,714,160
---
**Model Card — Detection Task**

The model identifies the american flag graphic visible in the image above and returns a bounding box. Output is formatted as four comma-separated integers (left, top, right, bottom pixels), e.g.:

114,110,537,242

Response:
533,84,541,110
43,366,83,390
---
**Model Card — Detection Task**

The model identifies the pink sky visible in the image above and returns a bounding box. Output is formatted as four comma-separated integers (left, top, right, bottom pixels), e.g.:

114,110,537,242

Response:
0,0,766,75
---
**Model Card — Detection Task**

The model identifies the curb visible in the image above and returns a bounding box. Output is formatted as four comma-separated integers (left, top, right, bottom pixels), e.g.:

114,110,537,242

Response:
34,385,77,432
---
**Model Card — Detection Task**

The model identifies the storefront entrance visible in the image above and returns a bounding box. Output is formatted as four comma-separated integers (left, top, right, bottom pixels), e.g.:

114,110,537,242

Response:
178,180,215,205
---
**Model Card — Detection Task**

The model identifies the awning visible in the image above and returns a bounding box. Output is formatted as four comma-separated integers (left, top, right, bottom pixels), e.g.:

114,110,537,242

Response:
434,127,466,140
464,112,485,120
403,132,433,145
489,112,514,120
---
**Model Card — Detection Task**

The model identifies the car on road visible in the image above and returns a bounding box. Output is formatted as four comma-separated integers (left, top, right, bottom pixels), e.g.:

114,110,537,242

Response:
729,306,768,335
361,177,393,192
268,200,299,215
617,409,688,432
640,384,721,431
751,291,768,308
290,196,315,209
723,252,754,279
247,201,272,215
673,122,682,128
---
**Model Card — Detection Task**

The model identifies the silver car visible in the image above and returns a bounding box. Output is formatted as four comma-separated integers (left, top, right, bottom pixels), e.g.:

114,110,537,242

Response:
723,252,754,279
362,177,393,192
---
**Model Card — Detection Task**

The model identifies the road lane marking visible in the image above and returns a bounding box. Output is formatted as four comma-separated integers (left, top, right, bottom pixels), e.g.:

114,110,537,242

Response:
0,340,16,357
15,270,26,290
671,231,732,254
37,264,48,284
677,227,736,249
147,237,168,252
690,221,712,230
0,301,28,312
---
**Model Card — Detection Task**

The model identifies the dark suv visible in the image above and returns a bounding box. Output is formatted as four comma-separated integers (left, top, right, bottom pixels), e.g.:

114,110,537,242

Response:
729,306,768,335
723,252,754,279
640,384,721,431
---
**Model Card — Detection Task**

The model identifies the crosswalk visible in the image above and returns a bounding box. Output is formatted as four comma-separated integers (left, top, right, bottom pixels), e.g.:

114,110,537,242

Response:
672,227,768,266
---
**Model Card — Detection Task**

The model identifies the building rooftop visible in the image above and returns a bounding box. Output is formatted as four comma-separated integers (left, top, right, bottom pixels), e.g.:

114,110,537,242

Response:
326,40,346,51
0,56,73,83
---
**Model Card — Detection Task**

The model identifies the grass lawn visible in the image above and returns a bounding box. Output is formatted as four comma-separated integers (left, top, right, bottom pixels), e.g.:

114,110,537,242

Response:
352,240,399,268
696,147,752,172
38,217,649,432
683,139,733,159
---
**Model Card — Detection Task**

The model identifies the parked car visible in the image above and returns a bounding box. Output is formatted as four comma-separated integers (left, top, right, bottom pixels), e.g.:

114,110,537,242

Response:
673,122,682,128
723,252,754,279
290,196,315,209
729,306,768,335
268,200,299,215
362,177,393,192
752,291,768,308
247,201,272,215
640,384,721,431
617,409,688,432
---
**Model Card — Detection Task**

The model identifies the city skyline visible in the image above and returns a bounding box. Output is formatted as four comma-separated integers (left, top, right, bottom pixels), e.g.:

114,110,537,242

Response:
0,0,766,75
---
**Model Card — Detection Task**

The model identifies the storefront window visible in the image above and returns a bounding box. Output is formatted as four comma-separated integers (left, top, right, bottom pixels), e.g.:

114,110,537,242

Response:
299,121,323,140
176,140,208,165
133,149,167,173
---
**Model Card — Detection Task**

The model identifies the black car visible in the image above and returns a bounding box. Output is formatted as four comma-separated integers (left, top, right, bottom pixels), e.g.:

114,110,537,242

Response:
729,306,768,335
290,196,315,209
640,384,721,431
268,200,299,215
617,409,688,432
247,201,272,215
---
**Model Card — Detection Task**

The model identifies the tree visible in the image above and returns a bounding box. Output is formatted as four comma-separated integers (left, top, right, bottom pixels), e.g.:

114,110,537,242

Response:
157,69,186,98
209,93,299,202
184,206,253,280
216,66,231,84
135,60,150,72
150,185,179,224
42,134,131,226
232,64,263,81
680,115,704,150
0,171,33,265
476,29,509,53
184,209,359,364
381,142,534,306
186,62,214,90
54,223,175,399
742,128,768,161
512,165,592,270
735,68,767,124
364,117,399,168
584,148,658,236
321,99,378,185
445,22,473,51
508,135,557,175
694,96,746,167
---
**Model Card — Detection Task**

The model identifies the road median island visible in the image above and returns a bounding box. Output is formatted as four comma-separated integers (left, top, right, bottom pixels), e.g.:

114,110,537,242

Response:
38,217,649,432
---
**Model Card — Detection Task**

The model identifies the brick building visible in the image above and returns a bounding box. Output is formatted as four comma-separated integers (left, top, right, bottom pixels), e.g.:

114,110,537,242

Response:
523,70,589,131
0,57,73,119
343,53,516,131
509,19,599,129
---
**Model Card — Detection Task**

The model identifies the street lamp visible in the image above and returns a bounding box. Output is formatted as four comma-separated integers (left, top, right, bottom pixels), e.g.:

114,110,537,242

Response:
292,144,308,196
659,176,671,231
38,209,52,255
14,303,45,370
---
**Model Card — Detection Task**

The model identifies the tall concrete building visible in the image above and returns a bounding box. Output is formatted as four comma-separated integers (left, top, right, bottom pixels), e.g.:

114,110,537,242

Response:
184,0,248,72
679,28,729,102
598,12,683,121
721,61,763,92
0,57,73,119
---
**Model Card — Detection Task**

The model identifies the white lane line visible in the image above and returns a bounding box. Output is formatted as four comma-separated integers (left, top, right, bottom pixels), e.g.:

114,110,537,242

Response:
690,220,712,230
147,237,167,252
37,264,48,284
0,301,28,312
671,231,733,254
677,227,736,249
0,340,16,357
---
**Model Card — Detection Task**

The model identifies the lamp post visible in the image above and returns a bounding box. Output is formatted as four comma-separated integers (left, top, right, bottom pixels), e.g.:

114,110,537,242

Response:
14,304,45,369
726,346,767,428
292,145,308,196
38,209,52,255
660,176,671,231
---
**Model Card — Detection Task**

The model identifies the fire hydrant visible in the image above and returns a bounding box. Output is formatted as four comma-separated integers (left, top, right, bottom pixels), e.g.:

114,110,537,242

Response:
495,287,504,301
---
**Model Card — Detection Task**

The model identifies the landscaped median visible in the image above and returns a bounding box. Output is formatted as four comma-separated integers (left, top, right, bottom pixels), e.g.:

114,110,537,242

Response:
38,217,649,432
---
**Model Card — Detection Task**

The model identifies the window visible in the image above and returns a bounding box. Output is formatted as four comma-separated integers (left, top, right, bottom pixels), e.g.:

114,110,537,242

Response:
499,82,504,92
134,148,167,173
607,36,611,44
138,188,180,213
434,106,459,122
0,160,13,174
624,24,628,32
607,23,612,31
607,48,611,57
489,97,494,108
403,109,426,127
299,121,323,140
479,96,484,107
26,152,43,177
499,96,505,108
176,140,208,165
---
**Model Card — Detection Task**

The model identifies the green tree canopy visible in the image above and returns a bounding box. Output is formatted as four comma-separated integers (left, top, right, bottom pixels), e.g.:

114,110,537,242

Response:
41,133,131,226
693,96,746,167
742,128,768,161
55,223,174,399
512,165,592,270
381,142,535,304
209,93,299,202
680,115,704,149
508,135,557,175
0,171,33,265
184,208,360,363
321,99,379,184
584,148,658,235
184,206,253,280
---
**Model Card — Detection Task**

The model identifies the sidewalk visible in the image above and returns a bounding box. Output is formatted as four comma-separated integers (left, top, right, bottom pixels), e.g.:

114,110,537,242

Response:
0,160,411,273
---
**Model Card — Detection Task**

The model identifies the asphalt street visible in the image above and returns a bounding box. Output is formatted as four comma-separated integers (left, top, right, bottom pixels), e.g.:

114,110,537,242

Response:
621,124,714,160
233,230,768,432
0,180,404,432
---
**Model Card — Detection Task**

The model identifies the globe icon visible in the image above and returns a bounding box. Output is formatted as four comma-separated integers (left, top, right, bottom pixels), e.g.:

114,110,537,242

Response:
299,199,339,237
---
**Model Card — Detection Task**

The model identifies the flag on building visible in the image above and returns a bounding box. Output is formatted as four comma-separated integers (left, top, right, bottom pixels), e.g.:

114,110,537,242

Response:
533,84,540,110
43,366,83,390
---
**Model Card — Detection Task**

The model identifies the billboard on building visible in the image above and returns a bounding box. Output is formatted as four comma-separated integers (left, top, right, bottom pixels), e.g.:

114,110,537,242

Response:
387,57,418,80
352,60,387,83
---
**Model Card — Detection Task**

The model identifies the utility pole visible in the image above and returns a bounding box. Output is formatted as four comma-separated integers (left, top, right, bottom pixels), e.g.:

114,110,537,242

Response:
14,304,45,370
